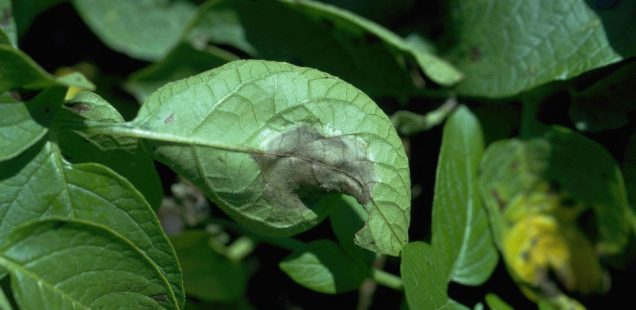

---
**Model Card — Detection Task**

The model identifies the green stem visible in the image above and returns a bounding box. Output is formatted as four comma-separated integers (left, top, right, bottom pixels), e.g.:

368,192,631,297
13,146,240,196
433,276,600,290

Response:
372,269,403,291
226,236,256,262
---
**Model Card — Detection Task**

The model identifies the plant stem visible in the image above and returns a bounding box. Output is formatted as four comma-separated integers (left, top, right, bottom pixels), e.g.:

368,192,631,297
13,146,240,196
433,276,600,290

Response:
226,236,256,262
372,269,403,291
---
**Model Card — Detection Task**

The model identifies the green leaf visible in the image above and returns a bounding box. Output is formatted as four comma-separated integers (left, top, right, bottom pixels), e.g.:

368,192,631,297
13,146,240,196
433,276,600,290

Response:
171,231,248,302
543,127,630,254
329,194,376,266
485,294,514,310
0,219,178,309
0,45,94,93
624,131,636,215
431,106,498,285
0,0,16,47
391,99,457,136
401,242,469,310
0,141,184,306
0,87,65,161
72,0,197,60
126,43,235,103
75,60,411,256
188,0,461,97
447,0,636,98
0,283,12,310
569,60,636,132
279,240,368,294
55,91,164,209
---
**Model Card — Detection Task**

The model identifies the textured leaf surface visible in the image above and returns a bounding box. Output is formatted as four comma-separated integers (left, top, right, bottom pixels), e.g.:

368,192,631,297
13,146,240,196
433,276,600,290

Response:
279,240,368,294
89,60,410,256
72,0,197,61
188,0,461,97
126,43,234,103
171,231,248,302
0,87,65,161
329,194,375,266
55,92,164,209
479,127,630,254
401,242,468,310
0,219,177,309
447,0,636,97
0,141,184,306
431,106,497,285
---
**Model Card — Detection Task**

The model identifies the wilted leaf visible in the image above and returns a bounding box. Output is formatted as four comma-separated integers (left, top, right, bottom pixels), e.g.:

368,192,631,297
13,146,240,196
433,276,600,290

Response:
0,219,178,309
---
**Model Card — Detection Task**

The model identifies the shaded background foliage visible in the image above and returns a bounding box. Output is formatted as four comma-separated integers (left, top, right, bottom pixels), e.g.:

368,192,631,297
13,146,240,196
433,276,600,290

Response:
2,0,636,309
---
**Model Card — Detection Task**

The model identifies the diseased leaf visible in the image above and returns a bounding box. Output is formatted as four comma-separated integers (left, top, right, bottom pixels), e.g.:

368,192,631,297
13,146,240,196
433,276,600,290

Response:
74,60,411,256
431,106,498,285
0,87,65,161
188,0,461,97
401,242,469,310
72,0,197,60
126,43,235,103
543,127,630,254
447,0,636,97
171,231,248,302
279,240,368,294
0,141,184,306
0,219,178,309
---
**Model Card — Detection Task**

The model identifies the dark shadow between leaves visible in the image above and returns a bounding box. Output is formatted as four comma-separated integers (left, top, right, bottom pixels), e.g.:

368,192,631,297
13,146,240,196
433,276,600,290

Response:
583,0,636,57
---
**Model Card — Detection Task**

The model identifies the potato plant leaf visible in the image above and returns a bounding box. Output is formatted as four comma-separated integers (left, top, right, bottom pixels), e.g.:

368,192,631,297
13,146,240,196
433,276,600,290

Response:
402,107,496,309
279,240,368,294
0,44,94,93
73,60,411,256
0,87,65,161
72,0,197,61
187,0,461,97
0,219,178,309
171,231,248,302
55,91,164,209
430,106,498,285
401,242,469,310
125,43,235,103
447,0,636,97
0,141,184,306
0,0,16,47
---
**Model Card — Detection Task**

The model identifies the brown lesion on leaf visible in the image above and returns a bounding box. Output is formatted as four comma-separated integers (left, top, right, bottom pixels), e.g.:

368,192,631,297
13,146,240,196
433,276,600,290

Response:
64,102,91,114
252,125,375,211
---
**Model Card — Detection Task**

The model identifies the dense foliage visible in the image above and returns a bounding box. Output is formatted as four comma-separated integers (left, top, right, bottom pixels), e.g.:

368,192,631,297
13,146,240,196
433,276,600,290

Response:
1,0,635,309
